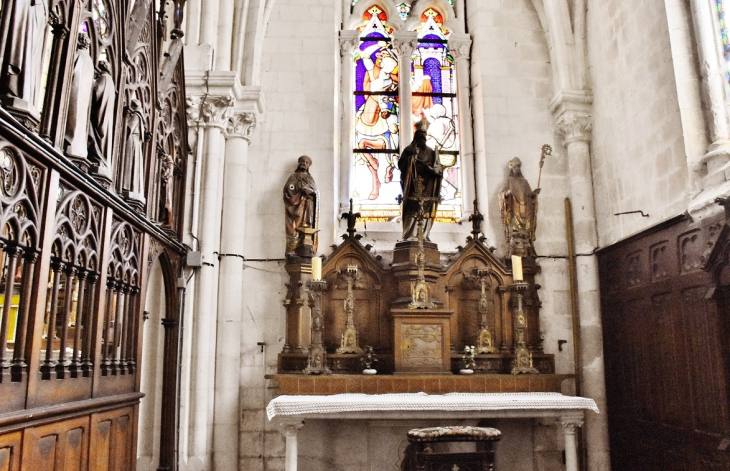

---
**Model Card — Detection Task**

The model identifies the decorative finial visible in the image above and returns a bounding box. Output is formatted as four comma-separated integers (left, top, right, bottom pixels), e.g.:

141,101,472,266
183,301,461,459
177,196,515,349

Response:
341,198,361,239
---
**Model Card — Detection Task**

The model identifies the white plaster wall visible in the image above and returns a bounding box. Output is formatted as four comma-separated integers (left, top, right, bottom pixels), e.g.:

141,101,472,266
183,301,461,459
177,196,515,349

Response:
588,0,689,246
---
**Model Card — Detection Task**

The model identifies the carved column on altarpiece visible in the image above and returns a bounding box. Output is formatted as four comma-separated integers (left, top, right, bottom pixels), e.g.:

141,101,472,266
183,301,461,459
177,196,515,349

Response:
449,33,475,214
551,92,610,471
185,92,234,460
392,32,418,148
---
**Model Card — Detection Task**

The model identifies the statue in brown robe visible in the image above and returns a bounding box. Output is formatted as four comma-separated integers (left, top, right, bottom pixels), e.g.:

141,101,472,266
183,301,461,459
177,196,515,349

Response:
283,156,319,256
499,157,540,257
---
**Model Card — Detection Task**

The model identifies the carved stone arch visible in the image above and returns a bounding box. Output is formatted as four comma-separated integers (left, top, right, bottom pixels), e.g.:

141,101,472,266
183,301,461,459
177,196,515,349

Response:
404,0,461,34
347,1,403,31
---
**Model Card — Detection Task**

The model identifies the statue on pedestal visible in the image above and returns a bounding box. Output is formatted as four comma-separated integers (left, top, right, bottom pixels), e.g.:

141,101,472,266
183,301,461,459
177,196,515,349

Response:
121,98,147,200
0,0,48,116
64,33,94,159
283,155,319,257
498,157,540,257
398,119,443,241
89,60,115,176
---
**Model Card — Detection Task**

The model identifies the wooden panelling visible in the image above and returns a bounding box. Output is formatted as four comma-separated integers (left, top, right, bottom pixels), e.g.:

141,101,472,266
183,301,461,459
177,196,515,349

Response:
598,216,730,469
0,432,22,471
89,406,135,471
20,416,88,471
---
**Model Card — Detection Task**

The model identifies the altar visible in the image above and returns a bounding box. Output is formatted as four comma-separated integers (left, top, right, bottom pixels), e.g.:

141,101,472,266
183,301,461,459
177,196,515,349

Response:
267,392,599,471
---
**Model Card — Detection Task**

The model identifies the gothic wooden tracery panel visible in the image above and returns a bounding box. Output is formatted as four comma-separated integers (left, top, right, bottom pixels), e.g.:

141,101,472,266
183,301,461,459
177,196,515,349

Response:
40,183,102,380
101,219,141,376
0,142,45,382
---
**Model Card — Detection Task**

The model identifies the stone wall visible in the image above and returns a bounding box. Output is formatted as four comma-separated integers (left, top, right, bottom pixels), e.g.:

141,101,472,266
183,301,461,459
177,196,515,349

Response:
588,0,689,246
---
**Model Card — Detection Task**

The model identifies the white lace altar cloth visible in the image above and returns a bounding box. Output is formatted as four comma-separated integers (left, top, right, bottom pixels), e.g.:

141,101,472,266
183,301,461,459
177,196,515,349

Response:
266,392,599,420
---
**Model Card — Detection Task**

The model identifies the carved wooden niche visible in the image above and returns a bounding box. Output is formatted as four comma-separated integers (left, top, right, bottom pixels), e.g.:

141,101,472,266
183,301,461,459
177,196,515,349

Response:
439,244,508,354
115,5,155,209
152,59,186,235
321,240,388,352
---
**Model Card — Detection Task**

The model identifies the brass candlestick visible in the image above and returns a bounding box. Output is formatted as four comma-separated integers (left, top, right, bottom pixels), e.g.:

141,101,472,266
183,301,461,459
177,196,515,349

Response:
337,265,363,354
303,280,331,375
473,268,496,354
511,281,538,374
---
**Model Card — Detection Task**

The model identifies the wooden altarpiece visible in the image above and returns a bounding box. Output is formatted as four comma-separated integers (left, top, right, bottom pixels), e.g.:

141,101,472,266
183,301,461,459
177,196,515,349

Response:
277,234,555,380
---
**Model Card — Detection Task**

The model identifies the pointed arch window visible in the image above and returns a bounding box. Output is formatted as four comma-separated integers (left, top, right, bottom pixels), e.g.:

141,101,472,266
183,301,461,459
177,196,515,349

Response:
352,6,401,216
341,1,472,226
411,7,461,222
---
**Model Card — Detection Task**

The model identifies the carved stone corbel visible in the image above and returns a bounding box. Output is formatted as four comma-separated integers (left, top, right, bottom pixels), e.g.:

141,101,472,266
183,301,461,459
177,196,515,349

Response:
549,90,594,146
339,30,359,57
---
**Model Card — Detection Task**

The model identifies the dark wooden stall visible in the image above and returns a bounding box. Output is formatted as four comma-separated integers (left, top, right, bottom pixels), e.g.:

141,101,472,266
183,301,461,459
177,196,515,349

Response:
0,1,190,469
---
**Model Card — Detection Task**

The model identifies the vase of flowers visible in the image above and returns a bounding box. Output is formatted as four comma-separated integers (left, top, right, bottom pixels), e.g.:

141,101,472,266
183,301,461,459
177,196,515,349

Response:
361,346,378,375
460,345,476,374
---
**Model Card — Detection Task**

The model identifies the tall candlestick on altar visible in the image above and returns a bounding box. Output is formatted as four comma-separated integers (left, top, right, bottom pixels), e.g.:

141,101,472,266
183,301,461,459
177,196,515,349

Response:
511,255,523,281
311,257,322,281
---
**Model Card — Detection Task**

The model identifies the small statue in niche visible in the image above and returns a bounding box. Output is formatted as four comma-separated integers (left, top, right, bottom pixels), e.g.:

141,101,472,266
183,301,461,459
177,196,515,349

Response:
0,0,48,115
121,98,147,200
158,150,175,225
88,60,115,176
498,157,540,257
283,155,319,257
398,119,443,241
64,33,95,159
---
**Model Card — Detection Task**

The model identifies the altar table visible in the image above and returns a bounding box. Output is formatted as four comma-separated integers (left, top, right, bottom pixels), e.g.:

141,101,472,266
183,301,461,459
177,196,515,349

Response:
267,392,599,471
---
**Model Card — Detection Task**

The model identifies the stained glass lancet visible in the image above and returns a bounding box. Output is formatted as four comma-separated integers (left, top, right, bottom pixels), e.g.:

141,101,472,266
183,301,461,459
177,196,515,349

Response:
352,6,402,219
718,0,730,81
411,7,461,222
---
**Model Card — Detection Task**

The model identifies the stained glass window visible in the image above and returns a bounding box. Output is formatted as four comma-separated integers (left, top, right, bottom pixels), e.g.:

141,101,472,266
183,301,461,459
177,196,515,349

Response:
718,0,730,81
397,3,410,21
411,7,461,222
352,6,402,220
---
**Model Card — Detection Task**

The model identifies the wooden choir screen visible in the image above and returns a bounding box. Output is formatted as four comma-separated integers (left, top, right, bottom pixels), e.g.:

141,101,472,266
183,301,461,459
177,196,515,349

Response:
0,0,189,468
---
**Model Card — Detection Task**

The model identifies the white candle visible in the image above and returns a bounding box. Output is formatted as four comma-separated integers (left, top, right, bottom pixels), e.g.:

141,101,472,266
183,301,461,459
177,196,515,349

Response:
511,255,523,281
311,257,322,281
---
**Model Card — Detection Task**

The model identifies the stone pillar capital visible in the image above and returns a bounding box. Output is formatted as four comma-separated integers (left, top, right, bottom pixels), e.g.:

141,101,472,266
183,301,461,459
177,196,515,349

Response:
186,95,235,130
558,415,584,433
550,90,594,145
225,111,257,141
449,33,472,62
339,30,360,56
392,31,419,56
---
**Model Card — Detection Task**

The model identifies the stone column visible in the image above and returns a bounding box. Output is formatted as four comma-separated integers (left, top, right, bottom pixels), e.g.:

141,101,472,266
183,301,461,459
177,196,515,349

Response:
392,32,418,148
212,107,258,471
339,31,359,212
559,416,584,471
185,93,233,466
449,33,475,216
280,420,305,471
551,91,611,471
690,0,730,185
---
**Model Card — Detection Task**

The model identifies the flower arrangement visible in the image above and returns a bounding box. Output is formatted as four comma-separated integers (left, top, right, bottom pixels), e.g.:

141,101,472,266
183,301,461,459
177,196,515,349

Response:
462,345,476,371
361,346,378,373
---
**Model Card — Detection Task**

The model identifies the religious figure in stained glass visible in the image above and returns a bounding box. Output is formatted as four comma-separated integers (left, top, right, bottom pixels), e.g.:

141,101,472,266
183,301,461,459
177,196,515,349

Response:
410,8,461,221
353,6,400,204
